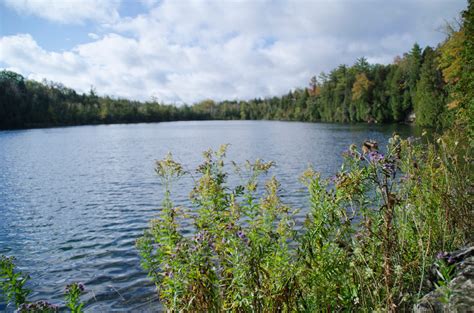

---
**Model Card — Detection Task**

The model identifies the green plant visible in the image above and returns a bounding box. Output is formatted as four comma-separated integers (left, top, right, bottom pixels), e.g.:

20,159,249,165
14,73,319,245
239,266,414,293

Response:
0,255,31,308
433,253,456,304
138,133,472,312
0,255,87,312
64,282,85,313
137,145,299,311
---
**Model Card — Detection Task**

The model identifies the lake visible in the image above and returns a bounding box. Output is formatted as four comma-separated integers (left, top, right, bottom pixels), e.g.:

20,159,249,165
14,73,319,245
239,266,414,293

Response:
0,121,417,312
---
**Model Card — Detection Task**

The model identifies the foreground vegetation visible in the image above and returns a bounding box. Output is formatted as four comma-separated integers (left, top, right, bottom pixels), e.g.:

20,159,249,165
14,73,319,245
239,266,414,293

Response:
0,255,85,312
137,128,472,312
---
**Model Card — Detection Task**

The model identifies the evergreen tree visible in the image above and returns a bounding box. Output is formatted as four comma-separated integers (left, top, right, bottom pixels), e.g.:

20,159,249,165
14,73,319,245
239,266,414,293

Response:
414,48,446,128
407,43,423,107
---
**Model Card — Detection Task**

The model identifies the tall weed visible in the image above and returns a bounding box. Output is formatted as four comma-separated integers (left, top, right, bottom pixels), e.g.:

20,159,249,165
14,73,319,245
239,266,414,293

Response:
139,133,472,311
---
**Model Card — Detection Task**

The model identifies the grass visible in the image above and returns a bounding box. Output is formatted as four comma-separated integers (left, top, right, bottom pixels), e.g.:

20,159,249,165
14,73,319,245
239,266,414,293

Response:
138,129,472,312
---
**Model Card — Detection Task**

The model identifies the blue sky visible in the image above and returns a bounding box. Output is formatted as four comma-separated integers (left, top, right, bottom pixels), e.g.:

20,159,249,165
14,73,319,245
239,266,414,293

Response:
0,0,467,104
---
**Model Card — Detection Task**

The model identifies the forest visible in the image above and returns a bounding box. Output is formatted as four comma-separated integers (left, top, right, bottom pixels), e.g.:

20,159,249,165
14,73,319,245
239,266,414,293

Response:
0,23,464,130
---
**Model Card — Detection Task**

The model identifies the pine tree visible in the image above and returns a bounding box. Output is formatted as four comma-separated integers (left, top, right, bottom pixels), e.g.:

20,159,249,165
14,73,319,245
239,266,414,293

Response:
414,48,446,128
407,43,422,108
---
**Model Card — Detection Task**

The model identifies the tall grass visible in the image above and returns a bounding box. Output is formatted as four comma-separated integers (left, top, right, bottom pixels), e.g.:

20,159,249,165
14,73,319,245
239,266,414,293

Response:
138,131,472,312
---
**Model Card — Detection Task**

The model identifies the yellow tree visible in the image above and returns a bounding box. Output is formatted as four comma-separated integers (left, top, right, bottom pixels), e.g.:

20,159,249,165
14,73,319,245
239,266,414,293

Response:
438,28,465,109
351,73,373,121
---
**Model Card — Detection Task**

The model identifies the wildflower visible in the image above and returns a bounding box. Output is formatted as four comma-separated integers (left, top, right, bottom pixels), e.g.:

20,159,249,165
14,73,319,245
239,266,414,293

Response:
448,256,455,264
382,162,394,171
17,303,31,311
368,151,384,163
237,230,245,239
194,230,207,243
236,230,249,244
17,300,59,312
382,160,396,176
437,251,448,259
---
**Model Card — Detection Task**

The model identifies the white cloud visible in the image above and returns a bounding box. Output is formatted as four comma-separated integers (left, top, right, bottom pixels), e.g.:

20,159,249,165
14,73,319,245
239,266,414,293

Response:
0,34,83,74
3,0,121,24
88,33,100,40
0,0,466,103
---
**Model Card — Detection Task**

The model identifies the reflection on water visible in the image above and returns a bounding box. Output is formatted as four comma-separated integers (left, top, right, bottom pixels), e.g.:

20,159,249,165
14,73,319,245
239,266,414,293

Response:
0,121,417,311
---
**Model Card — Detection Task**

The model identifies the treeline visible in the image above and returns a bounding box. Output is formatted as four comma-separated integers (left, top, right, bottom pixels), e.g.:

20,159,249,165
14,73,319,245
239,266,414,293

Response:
0,26,465,130
200,43,453,128
0,72,210,129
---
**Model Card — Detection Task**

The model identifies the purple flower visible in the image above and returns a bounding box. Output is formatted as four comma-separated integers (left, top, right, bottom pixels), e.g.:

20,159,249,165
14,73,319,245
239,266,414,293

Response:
65,282,85,294
368,151,384,163
194,232,204,242
18,300,58,312
437,251,448,259
236,230,249,244
382,161,396,176
193,230,211,244
237,230,245,239
448,256,455,264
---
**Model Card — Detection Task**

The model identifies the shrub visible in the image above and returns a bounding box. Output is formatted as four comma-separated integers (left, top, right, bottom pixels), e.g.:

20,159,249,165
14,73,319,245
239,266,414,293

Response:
139,133,472,312
0,256,85,312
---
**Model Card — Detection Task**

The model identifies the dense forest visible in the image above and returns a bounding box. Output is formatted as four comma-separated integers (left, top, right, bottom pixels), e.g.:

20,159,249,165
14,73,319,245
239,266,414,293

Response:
0,22,467,130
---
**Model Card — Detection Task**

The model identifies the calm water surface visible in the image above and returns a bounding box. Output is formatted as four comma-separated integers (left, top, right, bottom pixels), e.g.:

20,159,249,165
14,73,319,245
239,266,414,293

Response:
0,121,417,312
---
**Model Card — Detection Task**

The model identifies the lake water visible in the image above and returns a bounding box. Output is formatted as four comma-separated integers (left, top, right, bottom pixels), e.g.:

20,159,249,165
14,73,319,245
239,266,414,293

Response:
0,121,417,312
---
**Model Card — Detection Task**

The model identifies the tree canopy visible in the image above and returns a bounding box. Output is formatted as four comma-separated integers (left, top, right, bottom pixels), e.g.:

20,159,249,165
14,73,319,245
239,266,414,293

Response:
0,18,469,131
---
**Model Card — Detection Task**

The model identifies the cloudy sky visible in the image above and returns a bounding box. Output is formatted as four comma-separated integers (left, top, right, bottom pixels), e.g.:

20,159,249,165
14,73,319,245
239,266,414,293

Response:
0,0,466,104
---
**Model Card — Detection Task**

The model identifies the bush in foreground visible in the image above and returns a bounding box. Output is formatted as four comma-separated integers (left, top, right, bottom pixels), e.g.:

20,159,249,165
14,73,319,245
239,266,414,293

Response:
0,256,85,312
138,132,472,312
